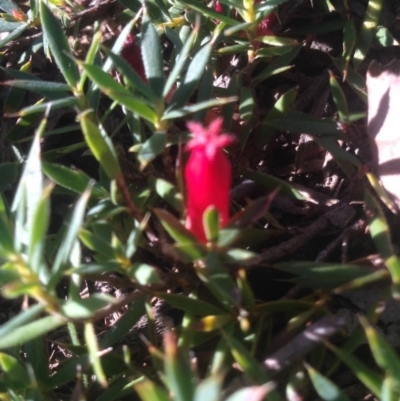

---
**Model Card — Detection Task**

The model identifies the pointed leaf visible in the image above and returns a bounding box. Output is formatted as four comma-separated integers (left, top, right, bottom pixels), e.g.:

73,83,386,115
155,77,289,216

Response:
39,1,79,88
141,13,164,98
78,110,121,180
103,48,155,102
325,342,382,397
306,363,351,401
84,322,107,388
81,64,157,123
168,41,213,110
42,161,108,198
194,375,223,401
153,208,199,244
0,0,21,14
156,293,225,316
164,330,195,401
360,316,400,377
0,315,65,349
134,379,170,401
51,183,92,286
353,0,383,69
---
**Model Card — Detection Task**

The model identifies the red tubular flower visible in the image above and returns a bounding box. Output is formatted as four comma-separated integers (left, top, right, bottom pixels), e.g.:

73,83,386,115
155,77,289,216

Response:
185,118,235,243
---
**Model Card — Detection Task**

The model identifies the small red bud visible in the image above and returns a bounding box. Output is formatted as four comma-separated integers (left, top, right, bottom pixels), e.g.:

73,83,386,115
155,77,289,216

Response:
214,1,223,13
256,12,278,37
121,34,147,82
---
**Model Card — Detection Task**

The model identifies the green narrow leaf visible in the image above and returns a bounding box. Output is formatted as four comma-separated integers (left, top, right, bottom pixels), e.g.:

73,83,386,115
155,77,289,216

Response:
136,132,166,166
193,63,214,122
0,304,44,338
163,27,197,100
193,375,223,401
101,295,146,347
313,135,360,177
329,71,349,123
42,161,108,198
274,262,375,289
0,0,21,14
77,30,102,94
381,376,399,401
61,294,113,320
134,379,170,401
0,315,65,349
241,169,306,200
28,183,52,274
50,183,93,287
0,353,30,388
117,0,141,12
360,316,400,377
224,384,276,401
0,19,22,33
78,228,115,259
12,114,47,255
306,363,351,401
203,206,219,243
5,97,79,118
342,19,356,78
0,195,14,256
81,63,157,123
0,22,28,47
102,17,137,73
141,13,164,98
257,86,297,145
221,328,268,384
127,263,162,285
325,342,382,397
238,83,255,149
24,336,50,385
332,58,367,103
179,0,239,25
78,109,121,180
84,322,107,388
2,79,70,93
151,177,182,211
164,330,195,401
366,172,397,214
153,208,199,244
167,40,213,110
102,49,155,102
353,0,383,69
197,251,239,309
156,293,225,316
375,26,399,47
162,96,237,120
266,110,343,137
364,190,400,297
39,1,79,88
252,45,300,86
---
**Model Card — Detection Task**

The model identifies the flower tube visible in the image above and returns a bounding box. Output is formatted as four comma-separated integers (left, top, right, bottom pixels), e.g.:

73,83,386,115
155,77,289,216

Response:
185,118,235,243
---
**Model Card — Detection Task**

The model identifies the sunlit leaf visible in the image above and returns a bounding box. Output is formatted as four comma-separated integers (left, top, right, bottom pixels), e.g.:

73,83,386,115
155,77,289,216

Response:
39,1,79,88
306,363,351,401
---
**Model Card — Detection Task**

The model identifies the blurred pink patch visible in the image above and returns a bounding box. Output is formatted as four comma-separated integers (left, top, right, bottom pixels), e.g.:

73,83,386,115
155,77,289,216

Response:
214,1,223,13
184,118,235,243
